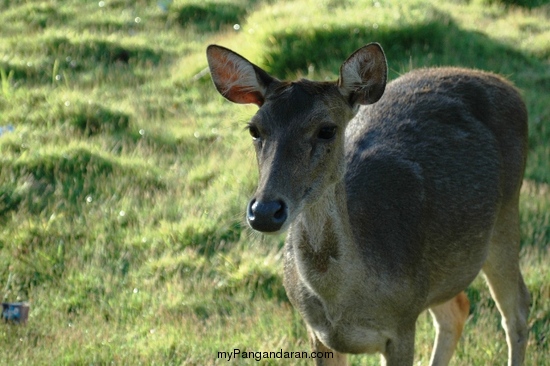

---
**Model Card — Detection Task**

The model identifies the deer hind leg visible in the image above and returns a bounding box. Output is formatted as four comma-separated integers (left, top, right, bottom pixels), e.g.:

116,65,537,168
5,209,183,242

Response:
482,201,530,366
428,291,470,366
308,328,348,366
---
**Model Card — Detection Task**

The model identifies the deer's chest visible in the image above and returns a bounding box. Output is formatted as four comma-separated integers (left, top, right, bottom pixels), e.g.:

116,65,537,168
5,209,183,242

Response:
283,241,395,355
293,276,391,354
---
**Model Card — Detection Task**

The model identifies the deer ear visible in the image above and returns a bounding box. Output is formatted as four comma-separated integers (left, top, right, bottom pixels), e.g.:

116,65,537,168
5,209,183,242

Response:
206,45,276,107
338,43,387,107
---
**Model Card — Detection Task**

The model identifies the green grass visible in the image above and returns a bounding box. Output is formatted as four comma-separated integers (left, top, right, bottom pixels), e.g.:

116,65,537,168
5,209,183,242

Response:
0,0,548,364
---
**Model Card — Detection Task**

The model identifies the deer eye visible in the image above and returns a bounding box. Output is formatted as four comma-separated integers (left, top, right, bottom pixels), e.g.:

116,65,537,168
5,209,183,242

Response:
318,126,337,140
248,125,261,140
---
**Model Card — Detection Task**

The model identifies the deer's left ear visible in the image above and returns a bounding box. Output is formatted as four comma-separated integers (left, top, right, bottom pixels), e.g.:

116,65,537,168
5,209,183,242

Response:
338,43,387,107
206,45,277,107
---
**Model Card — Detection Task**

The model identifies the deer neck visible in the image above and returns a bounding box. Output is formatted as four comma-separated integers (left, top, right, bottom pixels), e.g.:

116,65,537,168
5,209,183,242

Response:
295,181,350,251
288,180,364,300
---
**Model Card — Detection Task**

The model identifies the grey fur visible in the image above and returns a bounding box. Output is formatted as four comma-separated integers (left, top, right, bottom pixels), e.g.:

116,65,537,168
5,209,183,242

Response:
207,43,530,366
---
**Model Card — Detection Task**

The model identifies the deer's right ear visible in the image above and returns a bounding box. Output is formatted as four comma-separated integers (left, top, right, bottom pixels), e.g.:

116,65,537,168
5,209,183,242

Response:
206,45,276,107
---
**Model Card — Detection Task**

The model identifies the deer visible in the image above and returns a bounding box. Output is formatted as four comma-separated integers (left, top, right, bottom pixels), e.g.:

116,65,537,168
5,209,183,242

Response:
206,42,530,366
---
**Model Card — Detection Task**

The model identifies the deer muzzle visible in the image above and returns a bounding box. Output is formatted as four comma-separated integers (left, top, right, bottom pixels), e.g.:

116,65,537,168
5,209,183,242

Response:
247,198,288,233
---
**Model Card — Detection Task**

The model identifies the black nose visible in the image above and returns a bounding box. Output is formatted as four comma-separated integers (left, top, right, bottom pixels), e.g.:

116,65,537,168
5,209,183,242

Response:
247,198,288,233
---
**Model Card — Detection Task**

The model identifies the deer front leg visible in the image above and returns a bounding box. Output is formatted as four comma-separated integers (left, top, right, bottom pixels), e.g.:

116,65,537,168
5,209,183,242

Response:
381,323,416,366
308,328,348,366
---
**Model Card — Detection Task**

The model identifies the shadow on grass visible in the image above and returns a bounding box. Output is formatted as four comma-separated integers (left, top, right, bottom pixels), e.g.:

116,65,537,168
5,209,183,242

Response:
263,11,538,80
487,0,550,8
0,61,49,85
56,101,131,137
0,147,166,217
1,36,166,87
173,0,279,32
175,3,247,32
262,9,549,185
2,2,69,30
44,36,163,65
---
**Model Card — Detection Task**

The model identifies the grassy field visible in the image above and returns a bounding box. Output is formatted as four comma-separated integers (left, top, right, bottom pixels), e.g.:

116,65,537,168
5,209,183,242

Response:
0,0,548,364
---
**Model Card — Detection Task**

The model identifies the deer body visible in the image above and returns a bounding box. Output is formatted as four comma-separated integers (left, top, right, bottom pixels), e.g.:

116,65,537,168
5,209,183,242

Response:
206,44,530,365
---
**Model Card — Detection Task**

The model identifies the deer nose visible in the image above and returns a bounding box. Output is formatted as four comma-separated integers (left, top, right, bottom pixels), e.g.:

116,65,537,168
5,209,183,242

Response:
247,198,288,233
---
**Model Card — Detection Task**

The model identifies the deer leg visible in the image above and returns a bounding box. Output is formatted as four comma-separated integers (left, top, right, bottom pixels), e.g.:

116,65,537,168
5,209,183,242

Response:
482,203,530,366
308,328,348,366
428,291,470,366
381,323,416,366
